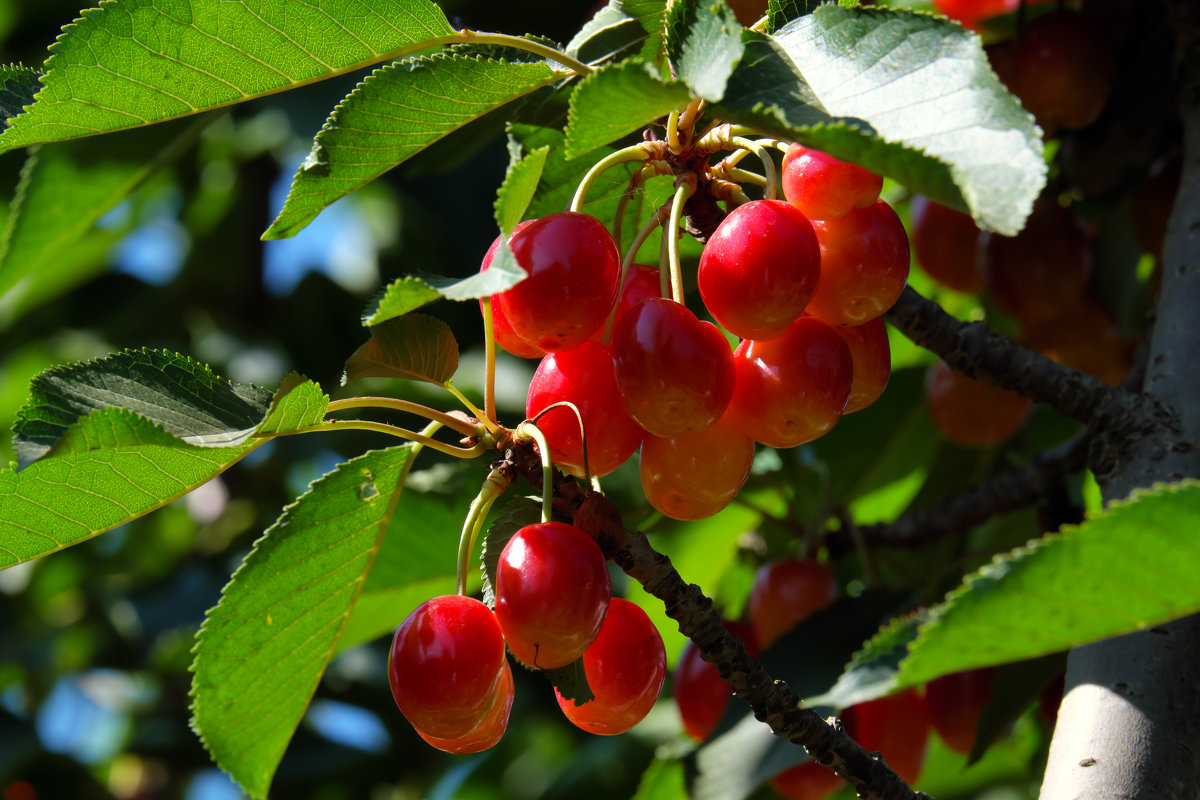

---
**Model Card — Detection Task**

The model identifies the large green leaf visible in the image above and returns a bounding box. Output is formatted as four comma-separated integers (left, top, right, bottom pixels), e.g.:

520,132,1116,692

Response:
0,0,456,153
566,3,652,66
666,0,744,102
563,59,692,158
191,445,415,799
717,6,1044,234
264,54,562,239
342,314,459,386
0,408,256,569
362,265,528,327
896,481,1200,687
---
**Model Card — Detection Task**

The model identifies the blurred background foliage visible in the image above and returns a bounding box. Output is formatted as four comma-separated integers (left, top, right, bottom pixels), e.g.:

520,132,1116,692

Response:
0,0,1128,798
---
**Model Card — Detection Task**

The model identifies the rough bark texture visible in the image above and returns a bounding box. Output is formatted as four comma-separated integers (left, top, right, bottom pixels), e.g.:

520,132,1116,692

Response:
1039,1,1200,796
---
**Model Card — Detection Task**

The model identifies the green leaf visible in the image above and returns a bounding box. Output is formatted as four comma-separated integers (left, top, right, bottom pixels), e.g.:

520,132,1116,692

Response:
264,54,561,239
0,408,258,569
0,0,456,153
542,657,595,706
342,314,459,386
255,374,329,436
807,612,922,709
362,263,529,327
13,349,274,468
767,0,818,32
566,3,652,65
717,7,1045,234
0,66,41,127
666,0,745,102
623,0,671,42
191,445,415,799
897,481,1200,688
632,756,690,800
563,59,692,159
495,145,550,236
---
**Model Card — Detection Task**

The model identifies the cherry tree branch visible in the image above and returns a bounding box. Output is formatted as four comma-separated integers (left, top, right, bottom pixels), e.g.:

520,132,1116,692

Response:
493,438,933,800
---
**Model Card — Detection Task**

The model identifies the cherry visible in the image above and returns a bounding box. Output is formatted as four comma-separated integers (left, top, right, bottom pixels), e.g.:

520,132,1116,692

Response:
781,144,883,221
925,666,995,755
639,412,755,520
697,199,821,340
835,317,891,414
555,598,666,735
591,263,662,344
727,316,853,449
526,341,645,478
770,689,928,799
415,659,514,754
611,297,736,437
497,212,621,352
908,196,982,293
479,222,543,359
388,594,507,740
494,521,611,670
747,558,838,649
674,621,760,741
981,196,1091,336
727,0,768,27
932,0,1015,31
1011,10,1115,134
924,360,1032,448
805,200,910,327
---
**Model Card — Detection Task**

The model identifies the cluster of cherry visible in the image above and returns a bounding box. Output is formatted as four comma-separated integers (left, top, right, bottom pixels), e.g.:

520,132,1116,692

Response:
484,143,907,521
388,521,665,753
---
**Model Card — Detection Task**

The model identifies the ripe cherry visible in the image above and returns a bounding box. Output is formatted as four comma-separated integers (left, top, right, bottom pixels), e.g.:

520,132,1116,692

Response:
981,196,1091,335
526,341,645,478
727,316,853,449
479,222,543,359
415,659,515,754
770,689,929,799
639,412,755,520
494,522,611,670
925,666,995,754
698,199,821,340
781,144,883,221
674,621,759,741
592,263,663,344
925,360,1032,448
835,317,891,414
1011,10,1115,134
908,196,983,294
748,557,838,649
611,298,736,437
497,212,620,351
555,598,667,735
805,199,910,327
932,0,1014,30
388,595,507,740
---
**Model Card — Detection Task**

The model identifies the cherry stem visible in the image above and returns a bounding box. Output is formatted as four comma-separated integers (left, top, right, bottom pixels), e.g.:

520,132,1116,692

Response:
730,136,777,200
456,466,513,595
527,400,592,485
676,98,706,150
444,383,501,435
481,298,499,425
666,110,682,153
274,419,485,458
326,397,478,437
601,203,673,343
667,177,697,304
515,421,555,523
569,144,662,212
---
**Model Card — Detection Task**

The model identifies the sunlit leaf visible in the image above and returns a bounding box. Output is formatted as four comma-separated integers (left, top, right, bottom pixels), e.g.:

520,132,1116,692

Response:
666,0,744,102
495,145,549,235
563,59,691,158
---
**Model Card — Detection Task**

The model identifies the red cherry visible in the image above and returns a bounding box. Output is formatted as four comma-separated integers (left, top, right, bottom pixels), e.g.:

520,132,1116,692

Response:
981,197,1091,334
908,196,983,294
388,595,507,740
498,212,620,351
611,298,736,437
748,558,838,649
494,522,612,670
555,598,666,735
591,264,662,344
526,341,645,478
727,316,853,449
924,360,1032,448
835,317,891,414
1012,10,1115,134
697,199,821,340
805,200,910,327
479,222,543,359
415,659,514,754
932,0,1016,30
771,690,928,799
781,145,883,221
639,412,755,521
674,621,760,741
925,667,995,754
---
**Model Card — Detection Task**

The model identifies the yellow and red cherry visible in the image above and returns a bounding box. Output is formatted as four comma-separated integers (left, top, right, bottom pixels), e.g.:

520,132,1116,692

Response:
834,317,891,414
781,144,883,221
415,660,515,754
924,360,1032,448
639,412,755,521
748,558,838,649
